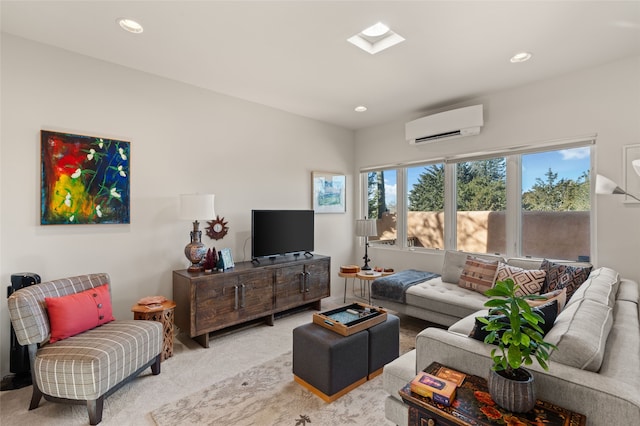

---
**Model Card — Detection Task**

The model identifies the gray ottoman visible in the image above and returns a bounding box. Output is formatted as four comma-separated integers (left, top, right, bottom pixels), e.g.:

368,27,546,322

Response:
292,322,368,402
367,313,400,379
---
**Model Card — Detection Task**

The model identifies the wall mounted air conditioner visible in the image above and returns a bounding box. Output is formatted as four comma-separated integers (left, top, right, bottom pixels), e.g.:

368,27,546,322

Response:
406,104,483,145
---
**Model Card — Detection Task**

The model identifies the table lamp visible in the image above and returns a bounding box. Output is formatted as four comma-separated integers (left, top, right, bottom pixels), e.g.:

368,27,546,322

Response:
180,194,215,272
355,218,378,270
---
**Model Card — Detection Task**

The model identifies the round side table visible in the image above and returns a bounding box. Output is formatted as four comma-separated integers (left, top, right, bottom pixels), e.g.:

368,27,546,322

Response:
132,299,176,362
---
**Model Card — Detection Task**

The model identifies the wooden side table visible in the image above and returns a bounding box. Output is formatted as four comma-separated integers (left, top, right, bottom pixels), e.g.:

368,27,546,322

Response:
400,362,586,426
131,300,176,362
338,271,358,302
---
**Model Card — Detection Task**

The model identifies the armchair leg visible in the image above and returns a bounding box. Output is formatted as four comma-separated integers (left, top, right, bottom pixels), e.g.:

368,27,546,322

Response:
151,354,161,375
27,344,42,410
28,383,43,410
87,396,104,425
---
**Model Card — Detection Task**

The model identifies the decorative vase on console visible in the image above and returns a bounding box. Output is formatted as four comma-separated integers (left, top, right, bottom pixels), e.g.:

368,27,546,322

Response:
477,278,557,413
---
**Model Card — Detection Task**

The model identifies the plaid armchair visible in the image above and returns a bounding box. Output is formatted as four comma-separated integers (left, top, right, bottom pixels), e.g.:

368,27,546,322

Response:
7,273,162,425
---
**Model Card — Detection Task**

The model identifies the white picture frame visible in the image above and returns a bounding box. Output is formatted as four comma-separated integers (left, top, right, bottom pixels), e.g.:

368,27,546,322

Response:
220,248,234,269
312,171,346,213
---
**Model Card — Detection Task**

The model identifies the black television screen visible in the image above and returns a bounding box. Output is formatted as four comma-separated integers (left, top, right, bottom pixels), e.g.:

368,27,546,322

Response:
251,210,314,259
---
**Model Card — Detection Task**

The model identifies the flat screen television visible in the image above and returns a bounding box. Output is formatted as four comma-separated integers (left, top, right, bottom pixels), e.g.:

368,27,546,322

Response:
251,210,314,259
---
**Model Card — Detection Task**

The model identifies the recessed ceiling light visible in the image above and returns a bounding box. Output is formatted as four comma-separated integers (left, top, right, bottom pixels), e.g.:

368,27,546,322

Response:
348,22,405,55
117,18,143,34
355,106,367,112
510,52,532,63
361,22,389,37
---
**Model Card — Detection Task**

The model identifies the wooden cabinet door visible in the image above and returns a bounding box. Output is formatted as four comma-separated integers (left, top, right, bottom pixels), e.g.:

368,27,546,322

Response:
237,269,273,319
195,274,239,334
304,257,330,300
274,264,306,310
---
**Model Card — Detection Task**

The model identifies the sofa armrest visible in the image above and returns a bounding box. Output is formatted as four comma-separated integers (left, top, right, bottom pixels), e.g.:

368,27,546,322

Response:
416,327,640,425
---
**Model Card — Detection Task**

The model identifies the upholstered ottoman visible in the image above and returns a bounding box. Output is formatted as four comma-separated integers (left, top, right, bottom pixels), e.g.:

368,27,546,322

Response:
367,313,400,379
292,323,368,402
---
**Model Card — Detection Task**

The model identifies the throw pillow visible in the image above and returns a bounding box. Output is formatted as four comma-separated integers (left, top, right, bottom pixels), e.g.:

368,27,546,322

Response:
469,299,559,343
540,259,592,299
526,288,567,314
495,262,546,297
458,256,499,294
45,283,115,343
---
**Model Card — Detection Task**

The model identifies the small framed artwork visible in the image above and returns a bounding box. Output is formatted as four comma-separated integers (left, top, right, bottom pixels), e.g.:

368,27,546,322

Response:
312,171,346,213
220,248,234,269
41,130,131,224
623,144,640,203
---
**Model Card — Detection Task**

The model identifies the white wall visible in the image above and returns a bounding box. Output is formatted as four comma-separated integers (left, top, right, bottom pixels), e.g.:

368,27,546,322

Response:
0,35,356,376
354,56,640,282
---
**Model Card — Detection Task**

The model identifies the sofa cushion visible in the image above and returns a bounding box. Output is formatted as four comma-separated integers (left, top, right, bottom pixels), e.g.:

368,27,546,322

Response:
565,267,620,309
545,298,613,372
540,259,592,299
406,277,488,319
458,256,499,294
496,262,546,296
441,250,504,283
45,283,115,343
34,320,162,400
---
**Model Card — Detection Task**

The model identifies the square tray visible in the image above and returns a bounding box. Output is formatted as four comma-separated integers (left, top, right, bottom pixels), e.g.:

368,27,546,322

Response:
313,302,387,336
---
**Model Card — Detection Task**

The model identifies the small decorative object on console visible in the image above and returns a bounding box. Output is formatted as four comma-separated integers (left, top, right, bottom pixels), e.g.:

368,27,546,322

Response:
206,215,229,240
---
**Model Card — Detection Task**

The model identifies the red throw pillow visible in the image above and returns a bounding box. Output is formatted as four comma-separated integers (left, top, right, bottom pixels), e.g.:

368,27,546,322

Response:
45,283,115,343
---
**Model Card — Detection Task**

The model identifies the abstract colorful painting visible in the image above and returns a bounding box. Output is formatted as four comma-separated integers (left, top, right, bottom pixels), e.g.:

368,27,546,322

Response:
41,130,130,225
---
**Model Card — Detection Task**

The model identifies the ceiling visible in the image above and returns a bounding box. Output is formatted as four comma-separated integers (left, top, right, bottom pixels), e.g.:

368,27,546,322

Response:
2,1,640,130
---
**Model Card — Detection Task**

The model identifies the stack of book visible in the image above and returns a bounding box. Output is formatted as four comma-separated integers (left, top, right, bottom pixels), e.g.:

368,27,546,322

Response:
410,366,466,407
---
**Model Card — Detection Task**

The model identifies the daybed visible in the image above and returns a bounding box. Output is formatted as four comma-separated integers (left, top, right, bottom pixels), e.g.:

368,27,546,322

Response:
376,250,640,426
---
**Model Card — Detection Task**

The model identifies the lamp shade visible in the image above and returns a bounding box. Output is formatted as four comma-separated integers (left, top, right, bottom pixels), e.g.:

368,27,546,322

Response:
355,218,378,237
595,174,621,195
180,194,215,220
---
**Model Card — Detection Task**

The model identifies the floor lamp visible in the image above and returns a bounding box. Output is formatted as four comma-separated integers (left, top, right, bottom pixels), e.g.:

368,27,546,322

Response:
355,218,378,270
595,174,640,202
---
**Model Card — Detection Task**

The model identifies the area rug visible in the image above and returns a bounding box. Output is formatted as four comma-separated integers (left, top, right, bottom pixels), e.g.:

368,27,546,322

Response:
151,315,431,426
151,351,387,426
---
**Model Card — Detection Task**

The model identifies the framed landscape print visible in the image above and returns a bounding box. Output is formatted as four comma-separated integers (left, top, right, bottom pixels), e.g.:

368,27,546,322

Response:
41,130,131,224
312,171,346,213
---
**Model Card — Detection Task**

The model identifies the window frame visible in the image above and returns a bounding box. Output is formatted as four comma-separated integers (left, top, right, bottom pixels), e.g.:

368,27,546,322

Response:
359,137,595,259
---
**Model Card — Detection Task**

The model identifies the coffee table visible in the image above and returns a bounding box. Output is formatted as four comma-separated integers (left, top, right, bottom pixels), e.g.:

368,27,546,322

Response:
400,362,586,425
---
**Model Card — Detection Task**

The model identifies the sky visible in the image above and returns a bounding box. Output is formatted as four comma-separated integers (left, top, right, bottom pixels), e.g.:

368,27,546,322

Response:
377,147,590,207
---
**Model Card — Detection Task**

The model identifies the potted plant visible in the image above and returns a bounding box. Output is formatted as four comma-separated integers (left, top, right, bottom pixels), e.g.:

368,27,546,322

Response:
478,278,557,413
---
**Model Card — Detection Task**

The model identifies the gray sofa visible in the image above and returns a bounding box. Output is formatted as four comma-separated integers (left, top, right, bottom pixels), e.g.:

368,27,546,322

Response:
377,251,640,426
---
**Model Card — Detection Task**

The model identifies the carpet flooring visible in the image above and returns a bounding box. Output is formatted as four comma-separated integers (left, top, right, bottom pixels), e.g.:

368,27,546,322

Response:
0,296,432,426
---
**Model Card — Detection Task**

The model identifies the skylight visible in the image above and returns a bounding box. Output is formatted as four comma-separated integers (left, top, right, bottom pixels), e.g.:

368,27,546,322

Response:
348,22,405,55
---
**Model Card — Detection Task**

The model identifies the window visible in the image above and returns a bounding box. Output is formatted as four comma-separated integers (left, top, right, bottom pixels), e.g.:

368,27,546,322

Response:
521,147,590,260
455,158,506,254
361,140,593,260
407,164,445,249
366,170,397,245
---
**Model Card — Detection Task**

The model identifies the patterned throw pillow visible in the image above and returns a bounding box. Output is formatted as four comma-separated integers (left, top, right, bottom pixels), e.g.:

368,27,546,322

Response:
458,256,499,294
540,259,592,299
526,288,567,314
496,262,546,297
469,299,559,342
